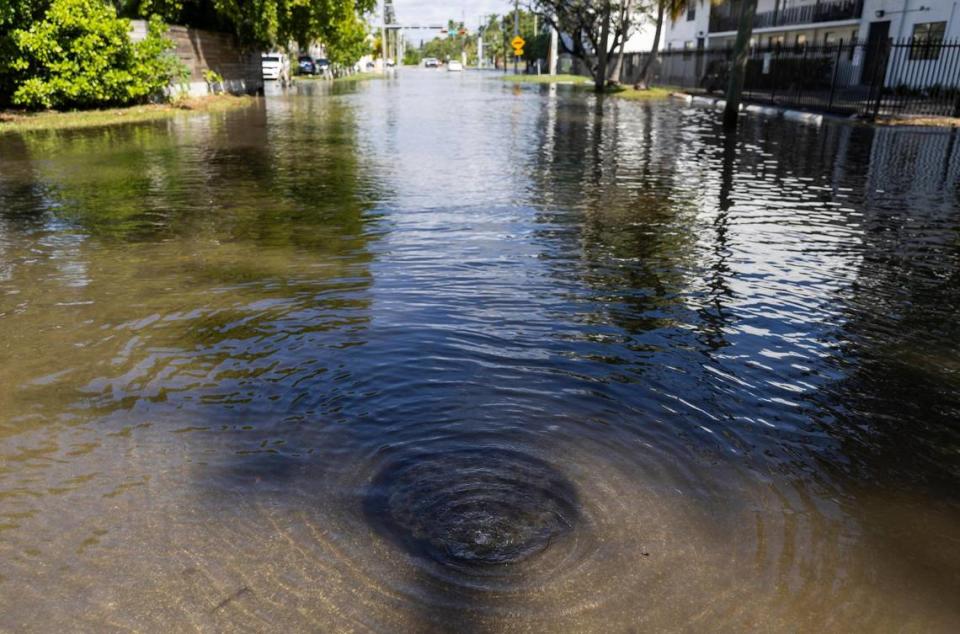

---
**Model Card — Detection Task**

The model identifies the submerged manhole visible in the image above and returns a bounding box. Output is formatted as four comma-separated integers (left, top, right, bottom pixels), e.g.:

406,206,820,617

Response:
364,448,579,566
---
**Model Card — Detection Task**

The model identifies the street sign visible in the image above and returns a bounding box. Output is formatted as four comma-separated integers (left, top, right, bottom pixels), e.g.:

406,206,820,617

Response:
511,35,525,50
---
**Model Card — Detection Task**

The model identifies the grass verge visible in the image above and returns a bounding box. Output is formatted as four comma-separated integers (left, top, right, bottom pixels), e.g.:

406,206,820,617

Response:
332,72,385,83
502,74,590,85
502,75,672,101
0,94,256,134
875,115,960,128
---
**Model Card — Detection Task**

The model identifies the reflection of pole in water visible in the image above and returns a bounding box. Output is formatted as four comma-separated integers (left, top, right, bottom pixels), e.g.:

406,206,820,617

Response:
697,132,738,352
943,126,958,188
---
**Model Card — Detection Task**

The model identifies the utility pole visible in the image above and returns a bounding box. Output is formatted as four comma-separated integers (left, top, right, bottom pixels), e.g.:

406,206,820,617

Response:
533,13,539,74
477,24,484,68
549,23,558,75
380,0,386,71
514,0,519,74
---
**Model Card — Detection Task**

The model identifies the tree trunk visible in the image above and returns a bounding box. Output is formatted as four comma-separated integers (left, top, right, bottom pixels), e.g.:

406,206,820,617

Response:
723,0,759,129
638,1,664,88
609,0,634,83
595,2,612,92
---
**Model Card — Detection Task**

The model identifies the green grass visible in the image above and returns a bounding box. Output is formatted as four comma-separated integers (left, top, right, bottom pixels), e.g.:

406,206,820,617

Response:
0,95,256,134
332,72,385,83
502,73,591,85
502,74,672,101
601,85,673,100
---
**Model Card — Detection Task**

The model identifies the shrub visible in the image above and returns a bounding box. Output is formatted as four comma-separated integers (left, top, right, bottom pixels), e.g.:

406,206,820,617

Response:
10,0,186,109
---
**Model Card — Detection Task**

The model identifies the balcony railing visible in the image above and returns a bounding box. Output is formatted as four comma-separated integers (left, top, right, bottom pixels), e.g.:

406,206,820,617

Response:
709,0,863,33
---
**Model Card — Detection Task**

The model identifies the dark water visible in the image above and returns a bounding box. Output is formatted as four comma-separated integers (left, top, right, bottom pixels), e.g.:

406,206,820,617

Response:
1,70,959,632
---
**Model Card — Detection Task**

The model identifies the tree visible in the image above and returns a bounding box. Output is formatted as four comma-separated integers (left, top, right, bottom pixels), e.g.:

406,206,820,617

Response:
722,0,757,129
0,0,51,106
10,0,184,109
114,0,376,65
608,0,635,83
636,0,686,87
402,47,420,66
480,14,513,68
532,0,644,92
208,0,374,53
421,22,478,65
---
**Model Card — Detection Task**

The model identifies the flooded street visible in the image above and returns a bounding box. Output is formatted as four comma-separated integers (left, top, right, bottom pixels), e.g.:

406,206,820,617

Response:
1,70,959,631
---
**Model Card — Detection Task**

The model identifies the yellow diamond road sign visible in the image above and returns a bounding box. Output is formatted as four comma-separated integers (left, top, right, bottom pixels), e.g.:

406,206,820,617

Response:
511,35,525,54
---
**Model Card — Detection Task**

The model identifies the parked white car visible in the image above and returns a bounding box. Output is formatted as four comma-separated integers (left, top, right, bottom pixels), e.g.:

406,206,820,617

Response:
261,53,291,84
447,60,463,72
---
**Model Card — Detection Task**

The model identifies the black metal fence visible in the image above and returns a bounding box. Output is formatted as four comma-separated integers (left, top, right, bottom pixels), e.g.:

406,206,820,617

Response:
649,39,960,119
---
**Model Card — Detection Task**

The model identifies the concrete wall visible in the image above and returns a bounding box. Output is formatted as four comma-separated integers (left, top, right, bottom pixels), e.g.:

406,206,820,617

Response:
131,21,263,97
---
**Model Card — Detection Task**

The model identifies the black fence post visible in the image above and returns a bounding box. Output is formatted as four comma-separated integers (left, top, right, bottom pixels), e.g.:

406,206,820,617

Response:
770,46,778,103
828,40,843,111
796,44,808,105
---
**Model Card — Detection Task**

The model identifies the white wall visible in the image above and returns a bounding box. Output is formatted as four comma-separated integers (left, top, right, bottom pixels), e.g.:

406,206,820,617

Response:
664,0,960,48
860,0,960,42
662,2,711,51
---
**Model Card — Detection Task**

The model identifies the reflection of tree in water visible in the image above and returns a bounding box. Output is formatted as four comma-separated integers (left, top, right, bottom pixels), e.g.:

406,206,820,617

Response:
530,98,703,340
810,127,960,497
0,101,383,432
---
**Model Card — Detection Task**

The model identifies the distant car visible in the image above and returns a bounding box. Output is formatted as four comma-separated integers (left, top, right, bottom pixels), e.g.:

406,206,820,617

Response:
423,57,439,68
315,58,330,74
385,58,396,68
297,55,317,75
447,60,463,72
262,53,291,83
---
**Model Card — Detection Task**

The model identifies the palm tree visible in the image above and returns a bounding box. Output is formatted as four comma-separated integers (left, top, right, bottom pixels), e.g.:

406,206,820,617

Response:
722,0,759,129
636,0,689,88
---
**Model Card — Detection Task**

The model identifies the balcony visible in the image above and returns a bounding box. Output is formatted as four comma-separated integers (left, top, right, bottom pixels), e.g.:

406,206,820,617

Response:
709,0,863,33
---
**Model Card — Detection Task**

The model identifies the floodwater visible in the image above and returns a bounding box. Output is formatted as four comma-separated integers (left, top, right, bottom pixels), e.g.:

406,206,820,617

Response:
1,70,959,632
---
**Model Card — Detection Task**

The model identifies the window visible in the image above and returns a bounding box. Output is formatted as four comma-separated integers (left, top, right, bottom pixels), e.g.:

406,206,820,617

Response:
687,0,696,21
910,22,946,60
795,34,808,50
683,40,695,59
769,35,785,49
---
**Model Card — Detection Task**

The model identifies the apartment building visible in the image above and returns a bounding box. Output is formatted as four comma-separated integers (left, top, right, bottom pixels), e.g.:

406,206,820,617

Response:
663,0,960,52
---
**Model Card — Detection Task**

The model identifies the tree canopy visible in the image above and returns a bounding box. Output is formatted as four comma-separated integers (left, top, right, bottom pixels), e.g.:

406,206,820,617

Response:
0,0,375,108
531,0,648,88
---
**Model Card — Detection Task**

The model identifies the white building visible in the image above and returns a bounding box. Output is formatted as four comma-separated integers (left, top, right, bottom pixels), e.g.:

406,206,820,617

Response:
661,0,960,90
663,0,960,51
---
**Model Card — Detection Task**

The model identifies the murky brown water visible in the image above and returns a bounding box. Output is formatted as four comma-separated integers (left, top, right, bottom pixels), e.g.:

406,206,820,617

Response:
1,71,959,632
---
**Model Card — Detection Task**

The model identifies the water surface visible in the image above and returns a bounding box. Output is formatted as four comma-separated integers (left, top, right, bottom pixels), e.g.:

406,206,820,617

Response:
1,71,959,632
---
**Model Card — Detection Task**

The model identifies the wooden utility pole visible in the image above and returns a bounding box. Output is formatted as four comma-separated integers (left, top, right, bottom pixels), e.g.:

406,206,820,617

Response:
723,0,759,129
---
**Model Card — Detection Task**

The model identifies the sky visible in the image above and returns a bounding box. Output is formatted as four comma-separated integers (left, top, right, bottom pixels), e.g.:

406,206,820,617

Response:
395,0,511,27
389,0,513,45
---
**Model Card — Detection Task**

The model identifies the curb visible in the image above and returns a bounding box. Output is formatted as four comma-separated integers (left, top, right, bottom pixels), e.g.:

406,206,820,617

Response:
675,92,829,126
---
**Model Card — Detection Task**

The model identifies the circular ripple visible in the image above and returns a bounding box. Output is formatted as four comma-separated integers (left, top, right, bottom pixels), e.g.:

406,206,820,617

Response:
364,448,579,568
